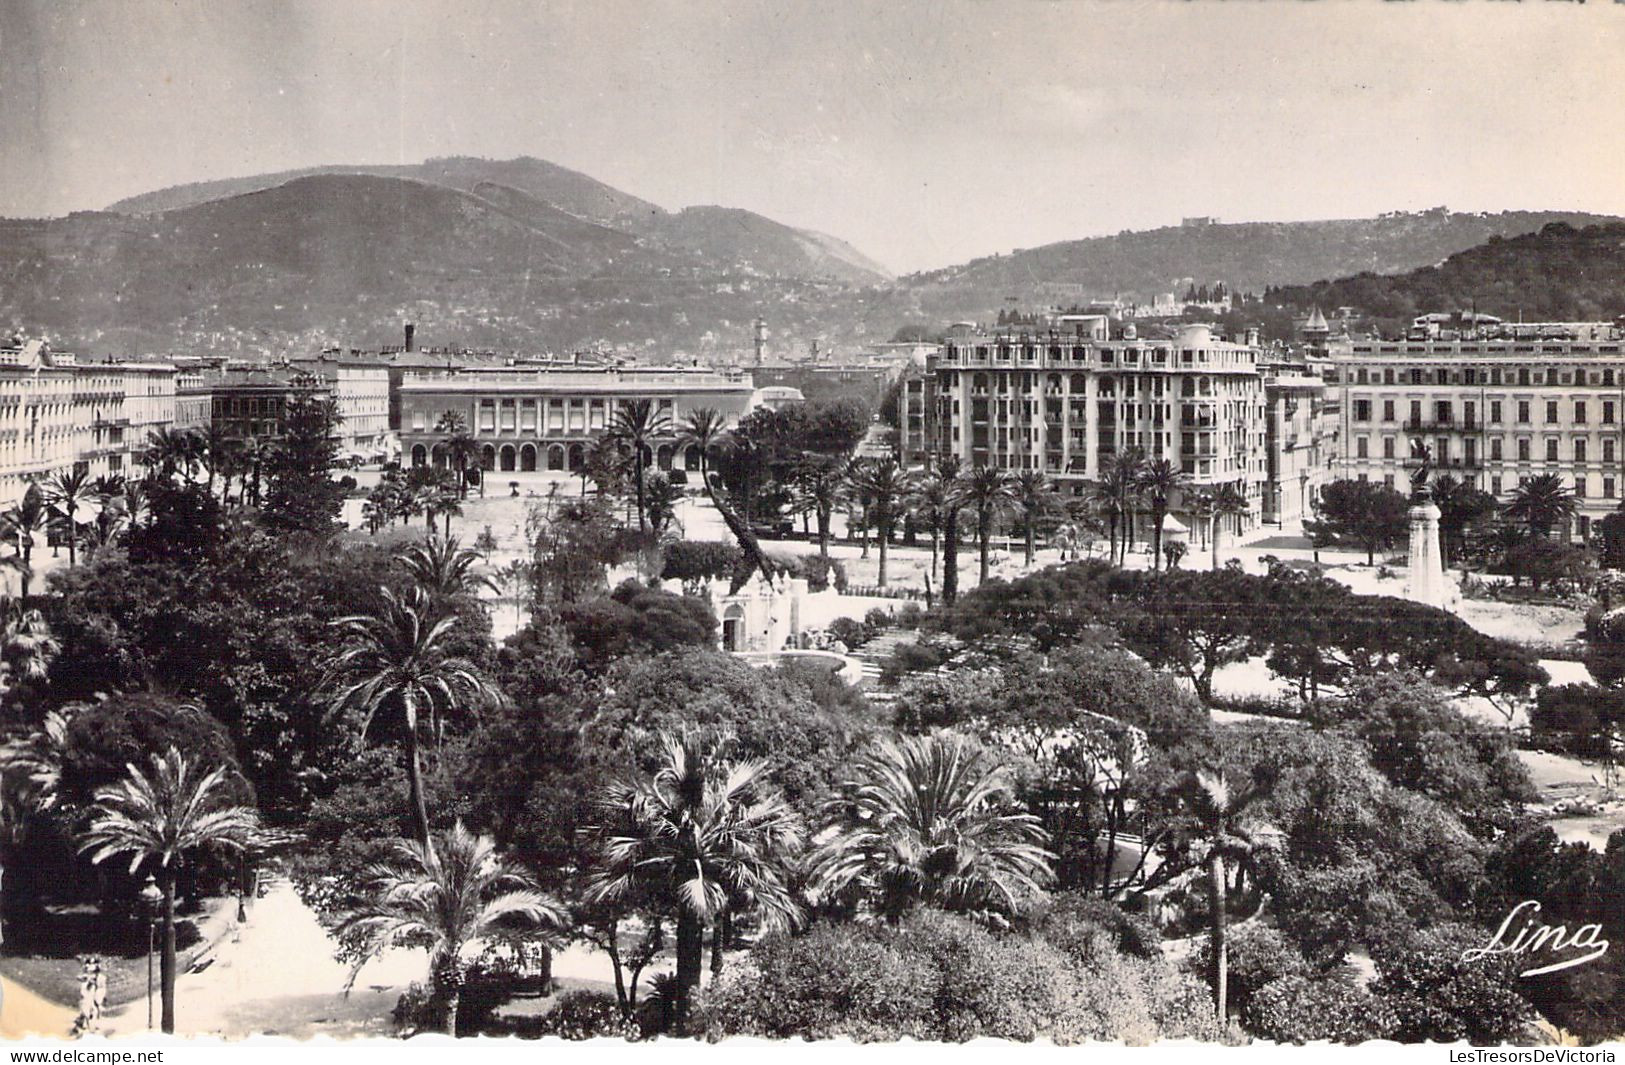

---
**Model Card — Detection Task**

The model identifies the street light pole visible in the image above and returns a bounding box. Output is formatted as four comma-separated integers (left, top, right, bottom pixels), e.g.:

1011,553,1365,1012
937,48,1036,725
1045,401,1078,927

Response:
138,873,162,1031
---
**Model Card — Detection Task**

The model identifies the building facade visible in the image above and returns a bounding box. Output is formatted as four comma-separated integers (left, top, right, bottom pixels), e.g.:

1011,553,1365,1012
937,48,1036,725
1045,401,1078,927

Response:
289,357,392,455
929,322,1286,527
397,364,758,473
1321,320,1625,539
0,342,185,507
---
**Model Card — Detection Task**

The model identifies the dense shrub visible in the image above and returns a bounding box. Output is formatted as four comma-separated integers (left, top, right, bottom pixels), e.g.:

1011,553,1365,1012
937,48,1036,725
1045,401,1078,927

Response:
827,615,875,649
533,990,641,1041
1370,923,1535,1044
864,606,893,630
1245,975,1399,1044
880,638,953,683
1193,925,1309,1018
701,910,1216,1044
660,541,742,590
1033,892,1164,961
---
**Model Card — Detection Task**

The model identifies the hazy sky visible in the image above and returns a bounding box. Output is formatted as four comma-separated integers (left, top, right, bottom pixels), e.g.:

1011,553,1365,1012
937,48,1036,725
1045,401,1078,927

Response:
2,0,1622,273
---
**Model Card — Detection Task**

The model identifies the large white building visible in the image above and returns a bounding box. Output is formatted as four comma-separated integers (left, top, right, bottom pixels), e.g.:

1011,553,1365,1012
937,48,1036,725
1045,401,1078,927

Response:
1320,319,1625,540
926,320,1335,531
0,340,181,507
398,363,759,474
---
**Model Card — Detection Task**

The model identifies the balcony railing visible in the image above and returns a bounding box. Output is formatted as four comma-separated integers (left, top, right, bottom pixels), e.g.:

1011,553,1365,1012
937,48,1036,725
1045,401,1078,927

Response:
1403,419,1478,433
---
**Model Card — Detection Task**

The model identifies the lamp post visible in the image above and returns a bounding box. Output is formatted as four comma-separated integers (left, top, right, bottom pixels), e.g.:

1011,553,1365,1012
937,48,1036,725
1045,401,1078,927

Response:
137,873,162,1030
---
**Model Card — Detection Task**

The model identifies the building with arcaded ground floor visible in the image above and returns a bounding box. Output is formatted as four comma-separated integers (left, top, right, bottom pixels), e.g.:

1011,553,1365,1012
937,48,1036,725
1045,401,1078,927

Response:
397,363,759,475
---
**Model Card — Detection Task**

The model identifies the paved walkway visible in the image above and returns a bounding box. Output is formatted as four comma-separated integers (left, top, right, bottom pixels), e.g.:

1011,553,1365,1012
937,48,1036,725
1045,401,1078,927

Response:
1,974,74,1039
97,881,422,1039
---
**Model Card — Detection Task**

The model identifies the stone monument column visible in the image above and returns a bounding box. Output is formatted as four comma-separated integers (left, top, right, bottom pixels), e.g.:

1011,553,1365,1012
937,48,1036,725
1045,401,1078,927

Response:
1403,442,1456,610
1406,497,1450,608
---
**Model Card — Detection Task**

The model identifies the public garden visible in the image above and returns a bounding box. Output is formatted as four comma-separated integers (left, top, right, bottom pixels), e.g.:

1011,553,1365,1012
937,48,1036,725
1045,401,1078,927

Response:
1,393,1622,1045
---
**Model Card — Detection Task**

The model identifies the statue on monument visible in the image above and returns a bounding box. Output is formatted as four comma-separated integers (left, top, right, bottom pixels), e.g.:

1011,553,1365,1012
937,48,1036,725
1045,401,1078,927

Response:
1407,438,1433,502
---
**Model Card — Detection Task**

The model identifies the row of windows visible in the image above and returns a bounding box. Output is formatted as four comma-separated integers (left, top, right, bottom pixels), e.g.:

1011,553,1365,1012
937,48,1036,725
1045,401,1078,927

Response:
1351,398,1618,426
1353,434,1620,463
1335,365,1622,387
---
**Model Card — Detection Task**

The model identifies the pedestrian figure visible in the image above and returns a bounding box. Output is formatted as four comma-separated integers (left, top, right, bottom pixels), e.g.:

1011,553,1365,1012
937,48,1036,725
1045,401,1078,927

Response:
70,955,106,1037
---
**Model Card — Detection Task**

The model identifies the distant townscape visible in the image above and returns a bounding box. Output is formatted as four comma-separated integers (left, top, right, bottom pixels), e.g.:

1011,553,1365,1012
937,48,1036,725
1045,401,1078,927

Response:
1,155,1624,1051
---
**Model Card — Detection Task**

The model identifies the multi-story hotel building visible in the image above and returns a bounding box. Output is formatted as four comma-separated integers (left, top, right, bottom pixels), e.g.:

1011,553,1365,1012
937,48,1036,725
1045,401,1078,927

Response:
207,361,392,457
397,363,758,474
926,319,1328,530
1321,319,1625,540
0,341,184,507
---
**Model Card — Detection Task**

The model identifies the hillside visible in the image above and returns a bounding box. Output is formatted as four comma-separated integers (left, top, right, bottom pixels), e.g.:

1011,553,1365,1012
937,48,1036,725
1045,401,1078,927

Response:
633,206,892,286
105,155,663,227
887,209,1623,326
0,173,881,357
1266,222,1625,326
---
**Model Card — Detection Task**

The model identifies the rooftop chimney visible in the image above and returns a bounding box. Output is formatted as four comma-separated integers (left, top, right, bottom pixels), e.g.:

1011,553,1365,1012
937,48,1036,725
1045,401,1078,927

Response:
404,323,416,353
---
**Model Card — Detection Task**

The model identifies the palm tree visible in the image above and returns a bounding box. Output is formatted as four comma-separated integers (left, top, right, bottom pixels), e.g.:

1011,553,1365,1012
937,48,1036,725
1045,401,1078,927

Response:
790,454,849,559
396,535,494,601
1210,482,1248,570
846,458,909,587
1503,473,1576,539
1012,470,1055,567
141,427,195,481
1,485,51,602
676,407,727,483
77,748,259,1033
810,732,1052,925
435,411,479,500
584,733,803,1026
45,467,93,568
198,423,232,499
909,473,951,585
1175,769,1279,1022
929,457,966,605
1138,458,1189,572
0,709,69,948
606,399,674,532
961,464,1015,585
326,586,500,846
241,436,277,507
0,599,59,693
339,822,566,1036
1105,450,1148,563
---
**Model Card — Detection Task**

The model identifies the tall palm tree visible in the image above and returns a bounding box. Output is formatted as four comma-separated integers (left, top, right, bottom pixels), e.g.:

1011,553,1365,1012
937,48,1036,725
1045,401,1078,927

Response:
397,535,494,601
584,733,803,1025
339,822,566,1037
790,454,849,559
45,467,93,568
326,587,500,847
77,748,259,1033
961,464,1015,585
606,399,674,532
1175,769,1279,1022
1,485,50,602
846,458,909,586
1138,458,1189,572
909,473,951,585
435,411,479,500
198,423,232,499
1105,450,1148,564
676,407,727,483
810,732,1053,925
241,435,277,507
1012,470,1056,567
1503,473,1576,539
929,457,965,605
1210,482,1248,570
